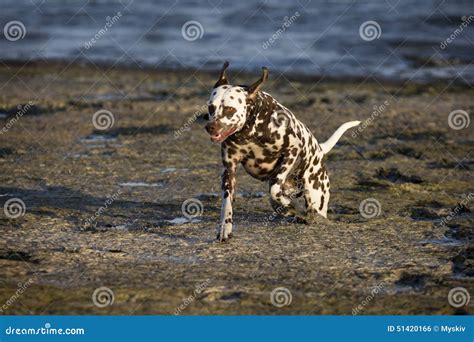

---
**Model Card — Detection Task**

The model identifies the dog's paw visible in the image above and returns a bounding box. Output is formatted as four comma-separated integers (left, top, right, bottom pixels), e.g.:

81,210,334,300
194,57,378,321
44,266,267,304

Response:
216,232,233,242
216,223,233,242
284,215,308,225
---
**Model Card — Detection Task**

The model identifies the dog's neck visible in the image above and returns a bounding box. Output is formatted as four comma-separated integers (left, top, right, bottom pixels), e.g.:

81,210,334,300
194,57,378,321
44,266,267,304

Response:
243,92,268,130
249,91,275,116
228,91,280,144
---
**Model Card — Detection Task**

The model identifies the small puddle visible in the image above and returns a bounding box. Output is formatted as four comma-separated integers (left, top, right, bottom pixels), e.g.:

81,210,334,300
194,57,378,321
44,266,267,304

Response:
166,217,201,225
196,191,266,200
160,167,190,174
110,223,132,230
80,94,167,102
161,167,177,173
418,238,463,247
119,181,163,187
81,134,117,143
71,153,89,158
236,191,266,198
197,192,219,200
80,134,121,148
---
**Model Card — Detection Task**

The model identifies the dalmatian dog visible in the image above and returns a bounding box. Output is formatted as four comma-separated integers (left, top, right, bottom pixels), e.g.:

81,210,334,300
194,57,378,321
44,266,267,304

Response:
205,62,360,241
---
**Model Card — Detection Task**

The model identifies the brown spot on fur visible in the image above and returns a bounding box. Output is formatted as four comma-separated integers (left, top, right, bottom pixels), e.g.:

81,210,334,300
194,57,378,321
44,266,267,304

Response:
222,106,237,119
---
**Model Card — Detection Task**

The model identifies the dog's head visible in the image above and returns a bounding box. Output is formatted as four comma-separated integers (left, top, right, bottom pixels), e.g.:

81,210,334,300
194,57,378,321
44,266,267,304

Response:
205,62,268,143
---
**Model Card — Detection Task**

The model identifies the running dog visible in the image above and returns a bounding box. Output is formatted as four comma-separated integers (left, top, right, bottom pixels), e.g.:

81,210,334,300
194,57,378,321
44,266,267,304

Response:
205,62,360,241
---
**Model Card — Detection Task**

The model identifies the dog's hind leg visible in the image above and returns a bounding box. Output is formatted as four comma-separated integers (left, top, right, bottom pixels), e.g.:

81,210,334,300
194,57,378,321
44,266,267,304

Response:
269,167,307,223
269,195,301,223
268,149,299,207
303,166,330,220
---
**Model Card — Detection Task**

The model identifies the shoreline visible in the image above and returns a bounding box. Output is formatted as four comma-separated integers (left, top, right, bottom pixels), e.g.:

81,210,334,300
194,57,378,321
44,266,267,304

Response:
1,58,471,88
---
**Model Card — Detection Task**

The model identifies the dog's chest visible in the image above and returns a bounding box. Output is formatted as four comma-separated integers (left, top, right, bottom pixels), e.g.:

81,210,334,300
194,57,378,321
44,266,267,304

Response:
237,142,280,180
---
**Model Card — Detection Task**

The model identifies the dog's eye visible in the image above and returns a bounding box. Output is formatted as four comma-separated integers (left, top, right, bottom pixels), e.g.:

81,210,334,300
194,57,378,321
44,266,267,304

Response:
208,104,216,116
222,106,236,117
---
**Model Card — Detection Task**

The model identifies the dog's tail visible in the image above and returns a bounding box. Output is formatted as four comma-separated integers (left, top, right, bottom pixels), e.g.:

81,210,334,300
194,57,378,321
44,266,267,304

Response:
320,120,361,154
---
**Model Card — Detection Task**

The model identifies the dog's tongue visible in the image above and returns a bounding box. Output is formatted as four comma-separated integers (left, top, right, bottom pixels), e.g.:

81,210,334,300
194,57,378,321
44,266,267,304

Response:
210,133,225,142
210,128,235,143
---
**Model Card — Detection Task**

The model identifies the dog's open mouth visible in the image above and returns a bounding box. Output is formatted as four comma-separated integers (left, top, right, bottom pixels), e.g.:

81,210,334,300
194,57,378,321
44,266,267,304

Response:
210,127,236,143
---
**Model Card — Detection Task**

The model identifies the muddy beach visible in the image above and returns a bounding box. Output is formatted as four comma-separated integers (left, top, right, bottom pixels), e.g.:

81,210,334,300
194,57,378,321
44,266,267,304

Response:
0,62,472,315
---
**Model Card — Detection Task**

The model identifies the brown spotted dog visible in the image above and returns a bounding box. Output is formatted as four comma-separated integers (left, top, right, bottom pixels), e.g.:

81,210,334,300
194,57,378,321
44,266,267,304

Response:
205,62,360,241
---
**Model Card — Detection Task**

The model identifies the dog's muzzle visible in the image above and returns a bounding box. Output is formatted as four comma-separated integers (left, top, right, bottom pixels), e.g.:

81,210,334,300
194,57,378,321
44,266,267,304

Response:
205,121,236,143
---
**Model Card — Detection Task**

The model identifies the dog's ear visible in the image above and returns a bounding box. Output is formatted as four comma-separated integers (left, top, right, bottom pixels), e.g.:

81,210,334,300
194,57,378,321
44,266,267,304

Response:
247,67,269,100
214,61,230,88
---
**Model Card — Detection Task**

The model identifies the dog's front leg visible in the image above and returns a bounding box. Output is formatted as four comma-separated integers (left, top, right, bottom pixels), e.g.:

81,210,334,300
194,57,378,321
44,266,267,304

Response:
217,147,237,242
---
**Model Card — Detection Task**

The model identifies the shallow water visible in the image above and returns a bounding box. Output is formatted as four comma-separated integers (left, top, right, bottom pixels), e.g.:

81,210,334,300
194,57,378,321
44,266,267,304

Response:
1,0,473,82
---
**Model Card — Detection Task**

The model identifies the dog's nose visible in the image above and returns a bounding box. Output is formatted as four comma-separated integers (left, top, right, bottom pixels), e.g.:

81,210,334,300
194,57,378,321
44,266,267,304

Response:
205,121,219,134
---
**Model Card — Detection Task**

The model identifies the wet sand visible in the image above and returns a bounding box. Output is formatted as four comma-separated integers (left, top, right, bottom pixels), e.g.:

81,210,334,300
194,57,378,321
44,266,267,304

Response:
0,62,472,315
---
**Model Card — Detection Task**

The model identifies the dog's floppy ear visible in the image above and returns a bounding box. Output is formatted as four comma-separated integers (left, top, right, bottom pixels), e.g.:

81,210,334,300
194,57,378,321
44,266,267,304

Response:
247,67,269,100
214,61,230,88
